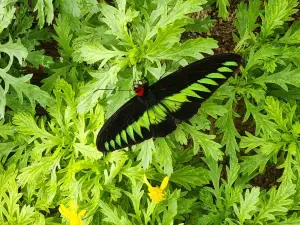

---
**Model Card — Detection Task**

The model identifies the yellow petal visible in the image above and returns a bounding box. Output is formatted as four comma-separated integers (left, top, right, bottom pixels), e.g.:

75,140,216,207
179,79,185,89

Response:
59,204,73,219
144,174,153,188
160,176,169,190
70,200,77,213
78,210,87,217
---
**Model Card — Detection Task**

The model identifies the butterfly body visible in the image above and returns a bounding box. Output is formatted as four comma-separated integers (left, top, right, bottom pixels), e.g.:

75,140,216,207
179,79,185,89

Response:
97,53,243,152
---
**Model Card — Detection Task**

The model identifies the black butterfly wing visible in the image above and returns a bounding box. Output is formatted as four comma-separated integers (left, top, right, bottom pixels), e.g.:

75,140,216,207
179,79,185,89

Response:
96,95,177,151
149,53,243,121
97,53,242,152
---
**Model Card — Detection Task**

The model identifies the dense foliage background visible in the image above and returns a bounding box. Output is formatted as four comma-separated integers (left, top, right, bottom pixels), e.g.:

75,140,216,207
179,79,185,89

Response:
1,0,300,224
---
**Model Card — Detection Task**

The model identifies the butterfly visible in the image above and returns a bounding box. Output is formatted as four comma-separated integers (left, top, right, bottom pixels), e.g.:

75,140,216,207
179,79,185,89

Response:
97,53,243,152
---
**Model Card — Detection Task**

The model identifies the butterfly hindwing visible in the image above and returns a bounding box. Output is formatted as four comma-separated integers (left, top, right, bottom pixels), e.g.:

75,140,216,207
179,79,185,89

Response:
96,96,153,151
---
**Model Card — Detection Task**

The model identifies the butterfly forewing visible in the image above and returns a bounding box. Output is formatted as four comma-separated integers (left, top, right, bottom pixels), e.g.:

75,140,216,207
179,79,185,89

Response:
150,53,242,121
97,53,243,152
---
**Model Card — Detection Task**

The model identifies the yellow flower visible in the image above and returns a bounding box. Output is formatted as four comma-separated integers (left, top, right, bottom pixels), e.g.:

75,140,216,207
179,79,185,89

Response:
59,200,86,225
144,175,169,204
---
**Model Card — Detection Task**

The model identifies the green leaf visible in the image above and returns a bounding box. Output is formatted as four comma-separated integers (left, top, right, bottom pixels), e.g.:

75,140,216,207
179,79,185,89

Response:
136,139,155,169
234,187,260,224
253,65,300,91
155,138,173,176
161,190,180,225
279,21,300,44
240,152,272,175
255,184,296,223
100,1,138,45
57,0,80,17
216,99,240,158
185,17,215,33
26,50,54,68
0,1,16,34
171,165,210,190
244,99,280,140
78,42,127,66
0,38,28,68
0,87,6,119
0,72,54,115
99,201,133,225
183,122,223,160
123,180,144,222
0,121,14,139
200,102,228,119
146,38,217,62
76,66,122,114
203,156,222,195
73,143,103,161
13,112,60,144
277,144,297,185
216,0,229,20
145,0,206,41
260,0,298,39
173,124,188,145
34,0,54,28
198,132,223,161
53,14,74,57
245,45,281,72
234,0,261,38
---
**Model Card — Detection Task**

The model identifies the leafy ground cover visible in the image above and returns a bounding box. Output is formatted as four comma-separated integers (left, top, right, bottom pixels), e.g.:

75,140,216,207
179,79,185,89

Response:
1,0,300,224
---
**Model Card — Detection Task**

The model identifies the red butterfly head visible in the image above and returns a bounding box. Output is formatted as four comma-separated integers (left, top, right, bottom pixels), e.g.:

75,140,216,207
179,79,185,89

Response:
133,79,149,97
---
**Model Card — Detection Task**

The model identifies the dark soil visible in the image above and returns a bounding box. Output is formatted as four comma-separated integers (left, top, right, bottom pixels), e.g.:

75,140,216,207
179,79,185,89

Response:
250,164,283,189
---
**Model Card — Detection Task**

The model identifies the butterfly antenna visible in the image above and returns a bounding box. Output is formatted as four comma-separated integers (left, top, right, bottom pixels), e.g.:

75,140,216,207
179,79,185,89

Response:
92,88,132,94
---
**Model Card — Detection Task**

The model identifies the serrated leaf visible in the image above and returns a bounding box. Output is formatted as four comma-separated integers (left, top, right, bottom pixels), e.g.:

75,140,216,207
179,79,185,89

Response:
100,1,138,45
99,201,133,225
73,143,103,161
185,17,215,33
145,0,206,41
34,0,54,28
53,14,74,57
26,50,54,68
171,166,210,190
78,42,127,67
58,0,80,17
260,0,298,39
244,99,280,140
0,71,54,118
254,65,300,91
0,1,16,34
279,21,300,44
136,139,155,169
216,0,229,20
234,0,261,38
200,102,228,119
0,38,28,67
255,184,296,223
240,152,272,175
0,121,14,139
146,38,217,62
234,187,260,224
155,138,173,176
216,99,240,158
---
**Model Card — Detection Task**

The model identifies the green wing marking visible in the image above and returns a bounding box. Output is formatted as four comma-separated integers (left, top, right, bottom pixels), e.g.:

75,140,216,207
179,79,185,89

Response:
217,67,233,73
222,61,238,66
206,73,226,79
